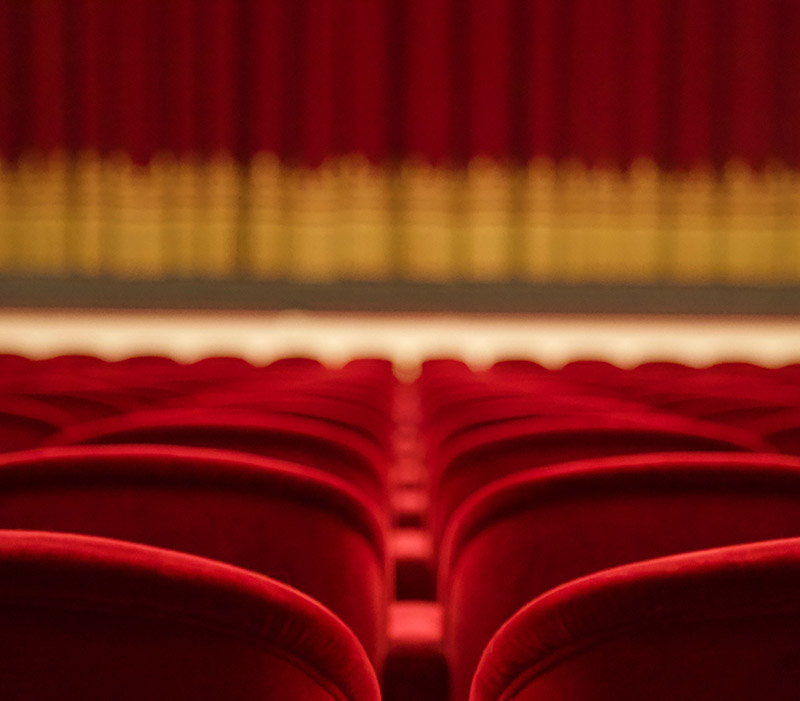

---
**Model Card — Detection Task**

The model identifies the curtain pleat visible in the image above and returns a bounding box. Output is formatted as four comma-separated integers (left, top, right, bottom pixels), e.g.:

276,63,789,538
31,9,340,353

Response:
3,0,798,168
468,0,512,161
627,0,666,166
1,0,798,284
348,0,388,163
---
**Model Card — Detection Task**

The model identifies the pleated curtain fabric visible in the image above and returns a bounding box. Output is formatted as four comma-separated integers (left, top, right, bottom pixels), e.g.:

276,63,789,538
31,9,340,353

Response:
0,0,798,282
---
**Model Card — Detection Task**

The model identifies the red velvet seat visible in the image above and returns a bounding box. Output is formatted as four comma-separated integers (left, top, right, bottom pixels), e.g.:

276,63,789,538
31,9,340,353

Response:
113,355,181,371
471,537,800,701
0,397,72,451
169,390,392,452
702,401,798,429
265,357,325,372
207,375,395,420
0,353,31,371
656,390,798,421
433,415,769,542
187,356,257,379
36,354,104,372
44,408,388,505
0,530,380,700
750,408,800,456
427,394,657,455
441,452,800,699
489,359,547,373
0,445,388,663
558,359,624,386
8,389,133,422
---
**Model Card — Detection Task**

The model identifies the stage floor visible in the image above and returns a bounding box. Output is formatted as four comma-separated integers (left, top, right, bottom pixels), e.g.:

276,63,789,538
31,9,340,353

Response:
0,309,798,370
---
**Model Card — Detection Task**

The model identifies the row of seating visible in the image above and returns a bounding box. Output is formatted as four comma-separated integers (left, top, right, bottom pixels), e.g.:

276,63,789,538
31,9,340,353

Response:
1,354,800,698
0,355,396,699
405,359,800,698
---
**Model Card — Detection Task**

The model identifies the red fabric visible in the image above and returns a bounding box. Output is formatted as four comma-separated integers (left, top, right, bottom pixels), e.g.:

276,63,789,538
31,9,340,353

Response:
525,0,564,160
243,0,281,156
432,414,769,542
29,0,66,154
170,390,391,452
45,408,388,504
0,397,73,451
384,602,449,701
728,0,778,168
751,409,800,456
348,0,389,163
405,0,453,163
118,0,158,163
468,0,512,160
6,388,137,422
0,530,380,700
0,444,388,664
626,0,667,165
675,0,723,169
198,0,237,156
2,0,799,167
779,1,800,167
568,0,627,166
428,395,654,453
301,0,335,166
0,0,11,157
471,537,800,700
393,527,435,601
441,452,800,700
160,0,197,155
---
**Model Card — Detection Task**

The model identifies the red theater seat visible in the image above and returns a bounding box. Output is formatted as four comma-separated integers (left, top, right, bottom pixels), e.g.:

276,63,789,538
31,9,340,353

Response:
8,389,133,422
265,357,325,372
36,354,103,372
751,408,800,456
0,397,72,451
433,415,769,542
113,355,181,371
441,452,800,699
489,359,547,373
187,356,256,380
0,531,380,700
0,445,388,663
169,390,392,452
427,394,657,455
45,408,388,505
471,538,800,701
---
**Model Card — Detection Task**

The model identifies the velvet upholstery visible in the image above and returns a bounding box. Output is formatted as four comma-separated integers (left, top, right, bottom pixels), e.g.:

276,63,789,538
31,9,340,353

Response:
427,395,654,454
0,530,380,700
45,408,387,505
0,445,388,663
9,389,133,422
442,452,800,699
433,415,769,542
0,397,72,451
752,408,800,456
168,391,392,452
471,538,800,700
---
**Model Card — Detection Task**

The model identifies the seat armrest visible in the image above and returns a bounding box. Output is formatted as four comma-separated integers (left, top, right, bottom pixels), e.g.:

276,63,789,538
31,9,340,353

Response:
382,601,449,701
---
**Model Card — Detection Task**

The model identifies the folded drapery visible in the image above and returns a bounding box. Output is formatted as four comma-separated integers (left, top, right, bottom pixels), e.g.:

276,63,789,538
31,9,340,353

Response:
0,0,798,284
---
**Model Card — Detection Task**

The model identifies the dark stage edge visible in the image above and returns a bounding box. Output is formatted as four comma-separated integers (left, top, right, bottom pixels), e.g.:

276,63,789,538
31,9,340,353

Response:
1,276,799,315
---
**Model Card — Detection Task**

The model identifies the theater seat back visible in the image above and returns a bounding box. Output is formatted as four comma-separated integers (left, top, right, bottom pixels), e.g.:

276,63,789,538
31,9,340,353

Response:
442,453,800,699
0,531,379,701
45,408,387,505
471,538,800,701
433,416,769,541
0,445,388,663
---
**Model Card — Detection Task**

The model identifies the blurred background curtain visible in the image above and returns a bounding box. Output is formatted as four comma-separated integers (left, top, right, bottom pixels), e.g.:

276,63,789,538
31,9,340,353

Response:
0,0,798,284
